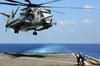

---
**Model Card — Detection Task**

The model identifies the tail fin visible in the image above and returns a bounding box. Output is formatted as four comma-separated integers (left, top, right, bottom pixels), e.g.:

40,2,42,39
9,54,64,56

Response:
0,12,12,24
7,12,12,24
0,7,19,24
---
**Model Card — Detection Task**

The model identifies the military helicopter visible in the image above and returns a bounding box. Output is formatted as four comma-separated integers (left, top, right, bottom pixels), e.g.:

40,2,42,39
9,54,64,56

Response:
0,0,94,35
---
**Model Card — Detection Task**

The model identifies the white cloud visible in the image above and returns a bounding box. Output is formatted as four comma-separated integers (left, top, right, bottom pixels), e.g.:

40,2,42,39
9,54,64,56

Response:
57,19,94,26
56,19,94,32
57,20,77,26
84,5,94,11
82,19,93,24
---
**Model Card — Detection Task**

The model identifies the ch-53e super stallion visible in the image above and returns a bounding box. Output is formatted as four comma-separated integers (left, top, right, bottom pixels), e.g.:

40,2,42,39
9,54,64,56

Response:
0,0,94,35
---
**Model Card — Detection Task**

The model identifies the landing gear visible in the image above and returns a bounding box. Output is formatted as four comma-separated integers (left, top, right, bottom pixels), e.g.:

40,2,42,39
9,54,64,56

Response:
33,31,37,35
14,29,19,34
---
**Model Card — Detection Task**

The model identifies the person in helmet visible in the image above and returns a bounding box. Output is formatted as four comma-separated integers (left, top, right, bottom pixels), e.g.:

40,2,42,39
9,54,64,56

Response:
79,52,84,66
76,52,84,66
76,53,81,65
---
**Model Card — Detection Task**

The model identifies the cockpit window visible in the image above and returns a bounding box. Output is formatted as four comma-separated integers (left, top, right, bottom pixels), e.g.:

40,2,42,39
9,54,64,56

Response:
37,12,39,15
40,11,48,13
45,12,48,13
40,11,44,13
40,13,44,17
32,14,35,19
40,11,51,14
47,10,51,14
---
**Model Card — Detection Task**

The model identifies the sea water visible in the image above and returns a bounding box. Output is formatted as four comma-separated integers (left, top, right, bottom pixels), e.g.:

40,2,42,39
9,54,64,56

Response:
0,44,100,59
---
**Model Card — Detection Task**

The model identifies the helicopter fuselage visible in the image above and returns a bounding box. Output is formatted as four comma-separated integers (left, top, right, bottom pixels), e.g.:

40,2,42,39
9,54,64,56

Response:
6,7,54,35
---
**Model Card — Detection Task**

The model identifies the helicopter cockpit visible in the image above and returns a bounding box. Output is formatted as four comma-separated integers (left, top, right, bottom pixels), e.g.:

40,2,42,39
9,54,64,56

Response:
40,10,51,14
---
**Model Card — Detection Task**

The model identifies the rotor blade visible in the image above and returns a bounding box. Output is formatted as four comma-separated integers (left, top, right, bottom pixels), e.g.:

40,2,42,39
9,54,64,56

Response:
0,12,9,17
5,0,26,4
0,2,19,6
41,6,94,9
25,0,31,4
39,0,62,5
12,7,19,18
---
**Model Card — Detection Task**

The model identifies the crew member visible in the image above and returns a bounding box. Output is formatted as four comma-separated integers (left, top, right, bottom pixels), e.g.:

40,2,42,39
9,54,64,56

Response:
76,53,80,65
76,52,84,66
79,52,84,66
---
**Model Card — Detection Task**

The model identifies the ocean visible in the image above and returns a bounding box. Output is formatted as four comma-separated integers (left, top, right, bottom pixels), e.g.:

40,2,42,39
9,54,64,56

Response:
0,44,100,59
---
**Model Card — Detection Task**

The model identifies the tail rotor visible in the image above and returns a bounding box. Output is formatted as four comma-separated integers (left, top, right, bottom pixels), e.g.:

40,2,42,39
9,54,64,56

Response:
12,7,19,19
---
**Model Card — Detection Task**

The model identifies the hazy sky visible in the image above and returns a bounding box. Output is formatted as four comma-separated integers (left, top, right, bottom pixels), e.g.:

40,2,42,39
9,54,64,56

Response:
0,0,100,43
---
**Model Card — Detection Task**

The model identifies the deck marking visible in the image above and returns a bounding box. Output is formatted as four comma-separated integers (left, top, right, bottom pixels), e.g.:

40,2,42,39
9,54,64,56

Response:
72,53,90,65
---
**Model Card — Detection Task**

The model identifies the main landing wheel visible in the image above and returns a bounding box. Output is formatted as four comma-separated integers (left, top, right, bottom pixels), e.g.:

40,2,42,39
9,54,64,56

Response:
14,30,19,34
33,31,37,35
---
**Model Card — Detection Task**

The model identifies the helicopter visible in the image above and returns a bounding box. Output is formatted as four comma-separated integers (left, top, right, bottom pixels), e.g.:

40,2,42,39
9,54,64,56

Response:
0,0,94,35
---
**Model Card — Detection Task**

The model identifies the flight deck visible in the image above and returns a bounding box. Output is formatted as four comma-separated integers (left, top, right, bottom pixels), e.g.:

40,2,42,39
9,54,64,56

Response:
0,53,99,66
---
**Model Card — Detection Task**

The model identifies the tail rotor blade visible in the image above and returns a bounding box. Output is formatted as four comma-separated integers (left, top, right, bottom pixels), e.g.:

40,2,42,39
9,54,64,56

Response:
12,7,19,19
12,10,14,15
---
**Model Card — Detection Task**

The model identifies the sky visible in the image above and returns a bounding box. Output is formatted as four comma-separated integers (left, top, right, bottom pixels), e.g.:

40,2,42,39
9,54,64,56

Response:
0,0,100,43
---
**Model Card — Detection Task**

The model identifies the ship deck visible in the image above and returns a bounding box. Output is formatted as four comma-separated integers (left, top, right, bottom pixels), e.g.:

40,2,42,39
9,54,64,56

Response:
0,53,99,66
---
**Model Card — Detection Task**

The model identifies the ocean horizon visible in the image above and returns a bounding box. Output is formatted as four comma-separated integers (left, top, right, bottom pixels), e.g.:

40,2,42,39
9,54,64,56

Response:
0,43,100,59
